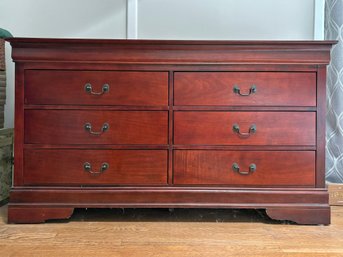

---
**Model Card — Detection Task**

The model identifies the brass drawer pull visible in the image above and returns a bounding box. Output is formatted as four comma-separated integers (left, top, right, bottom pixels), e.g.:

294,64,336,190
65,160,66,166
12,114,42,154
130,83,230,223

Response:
83,162,109,175
233,84,257,96
84,122,109,135
232,163,256,175
232,124,256,138
84,83,110,95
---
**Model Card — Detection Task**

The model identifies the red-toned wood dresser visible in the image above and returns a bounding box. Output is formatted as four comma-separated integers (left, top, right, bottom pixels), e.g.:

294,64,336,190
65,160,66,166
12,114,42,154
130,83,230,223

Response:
6,38,335,224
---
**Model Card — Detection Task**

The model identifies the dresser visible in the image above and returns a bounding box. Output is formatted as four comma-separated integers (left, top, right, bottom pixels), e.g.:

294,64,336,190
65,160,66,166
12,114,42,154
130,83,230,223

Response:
7,38,335,224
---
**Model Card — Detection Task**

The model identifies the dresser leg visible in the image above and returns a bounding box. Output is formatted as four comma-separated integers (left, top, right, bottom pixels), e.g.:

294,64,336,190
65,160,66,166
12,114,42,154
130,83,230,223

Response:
266,207,330,225
7,206,75,224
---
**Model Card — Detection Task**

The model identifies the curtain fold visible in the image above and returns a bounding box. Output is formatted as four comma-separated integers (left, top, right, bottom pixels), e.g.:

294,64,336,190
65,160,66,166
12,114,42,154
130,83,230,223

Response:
325,0,343,183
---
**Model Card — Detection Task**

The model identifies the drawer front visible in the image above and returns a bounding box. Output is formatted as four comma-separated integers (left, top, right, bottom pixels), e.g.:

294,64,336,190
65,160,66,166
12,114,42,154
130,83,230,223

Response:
174,111,315,145
24,150,167,185
25,70,169,106
174,72,316,106
25,110,168,145
174,150,315,186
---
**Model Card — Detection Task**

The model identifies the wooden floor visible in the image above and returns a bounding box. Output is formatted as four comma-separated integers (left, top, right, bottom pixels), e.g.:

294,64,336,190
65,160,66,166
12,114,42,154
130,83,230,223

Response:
0,205,343,257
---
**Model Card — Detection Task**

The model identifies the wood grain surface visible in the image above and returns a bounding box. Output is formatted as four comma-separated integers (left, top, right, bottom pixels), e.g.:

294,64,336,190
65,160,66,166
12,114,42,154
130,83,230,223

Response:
174,111,315,145
174,72,316,106
174,150,315,186
328,183,343,206
7,38,335,224
25,70,169,106
1,205,343,257
7,38,336,65
25,110,168,145
23,149,168,185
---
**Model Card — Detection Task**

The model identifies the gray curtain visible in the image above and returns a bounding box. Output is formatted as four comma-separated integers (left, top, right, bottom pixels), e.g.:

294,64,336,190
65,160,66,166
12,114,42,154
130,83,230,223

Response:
325,0,343,183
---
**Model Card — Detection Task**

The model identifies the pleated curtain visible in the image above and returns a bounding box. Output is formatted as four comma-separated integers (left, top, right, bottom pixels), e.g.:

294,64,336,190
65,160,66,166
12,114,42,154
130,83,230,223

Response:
325,0,343,182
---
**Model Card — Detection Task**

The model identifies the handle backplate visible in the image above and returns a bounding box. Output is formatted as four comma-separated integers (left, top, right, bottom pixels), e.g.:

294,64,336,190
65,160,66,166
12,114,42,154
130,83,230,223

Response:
232,163,256,175
84,83,109,95
84,162,109,175
84,122,109,135
233,84,257,96
232,124,256,138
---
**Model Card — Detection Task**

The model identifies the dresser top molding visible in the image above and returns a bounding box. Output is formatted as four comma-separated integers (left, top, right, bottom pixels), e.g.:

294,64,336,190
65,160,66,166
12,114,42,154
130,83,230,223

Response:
6,38,337,65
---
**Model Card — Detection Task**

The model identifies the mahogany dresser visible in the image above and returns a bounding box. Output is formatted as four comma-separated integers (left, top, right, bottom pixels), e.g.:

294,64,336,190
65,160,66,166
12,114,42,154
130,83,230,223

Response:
7,38,335,224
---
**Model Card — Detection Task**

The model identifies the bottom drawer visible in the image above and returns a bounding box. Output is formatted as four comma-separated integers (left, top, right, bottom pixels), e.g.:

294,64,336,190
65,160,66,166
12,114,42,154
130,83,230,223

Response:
24,150,168,185
174,150,315,186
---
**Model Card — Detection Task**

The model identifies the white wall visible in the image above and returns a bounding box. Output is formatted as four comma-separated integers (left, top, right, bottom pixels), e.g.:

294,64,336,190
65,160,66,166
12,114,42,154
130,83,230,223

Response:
0,0,127,128
138,0,315,40
1,0,320,128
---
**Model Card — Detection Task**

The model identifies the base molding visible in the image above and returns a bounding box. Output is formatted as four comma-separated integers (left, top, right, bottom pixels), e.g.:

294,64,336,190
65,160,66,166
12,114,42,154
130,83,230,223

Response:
8,187,330,224
7,206,74,224
266,206,330,225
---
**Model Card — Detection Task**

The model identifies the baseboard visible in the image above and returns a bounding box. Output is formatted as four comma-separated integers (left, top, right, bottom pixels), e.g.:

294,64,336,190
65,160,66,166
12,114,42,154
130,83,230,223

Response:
328,183,343,206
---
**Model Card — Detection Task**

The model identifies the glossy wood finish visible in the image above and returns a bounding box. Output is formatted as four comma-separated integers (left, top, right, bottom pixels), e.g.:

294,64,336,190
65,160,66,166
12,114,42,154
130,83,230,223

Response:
25,110,168,145
13,64,25,187
174,111,315,145
6,38,335,224
9,187,329,206
174,150,315,186
266,207,330,225
7,38,335,64
23,149,168,185
7,186,330,224
25,70,169,106
7,206,74,224
316,67,327,188
174,72,316,106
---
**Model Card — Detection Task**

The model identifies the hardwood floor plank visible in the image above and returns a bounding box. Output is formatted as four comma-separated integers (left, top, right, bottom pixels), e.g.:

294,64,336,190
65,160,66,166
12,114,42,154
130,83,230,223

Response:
1,205,343,257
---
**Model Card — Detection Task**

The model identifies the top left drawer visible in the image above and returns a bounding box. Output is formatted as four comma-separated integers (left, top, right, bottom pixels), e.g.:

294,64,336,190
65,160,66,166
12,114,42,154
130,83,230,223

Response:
24,70,169,106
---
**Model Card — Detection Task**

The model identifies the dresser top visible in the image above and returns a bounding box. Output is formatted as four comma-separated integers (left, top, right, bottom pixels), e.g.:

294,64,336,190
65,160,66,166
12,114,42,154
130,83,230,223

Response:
7,38,336,65
6,37,337,45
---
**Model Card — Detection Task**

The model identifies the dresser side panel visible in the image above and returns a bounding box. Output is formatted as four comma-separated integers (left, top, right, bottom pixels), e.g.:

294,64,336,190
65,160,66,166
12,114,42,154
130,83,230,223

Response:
13,64,25,186
316,66,327,188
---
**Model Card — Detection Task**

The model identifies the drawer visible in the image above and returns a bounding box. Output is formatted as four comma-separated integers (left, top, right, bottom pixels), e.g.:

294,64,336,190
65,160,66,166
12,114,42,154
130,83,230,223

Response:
174,111,315,145
25,110,168,145
174,72,316,106
174,150,315,186
23,149,167,185
25,70,169,106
